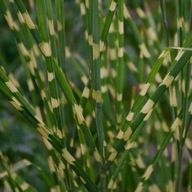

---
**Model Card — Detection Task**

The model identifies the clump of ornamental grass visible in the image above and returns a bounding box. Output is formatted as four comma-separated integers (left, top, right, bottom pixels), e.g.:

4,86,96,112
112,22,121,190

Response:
0,0,192,191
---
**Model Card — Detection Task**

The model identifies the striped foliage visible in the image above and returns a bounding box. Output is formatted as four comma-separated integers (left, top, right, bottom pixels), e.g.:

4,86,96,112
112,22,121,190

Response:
0,1,192,191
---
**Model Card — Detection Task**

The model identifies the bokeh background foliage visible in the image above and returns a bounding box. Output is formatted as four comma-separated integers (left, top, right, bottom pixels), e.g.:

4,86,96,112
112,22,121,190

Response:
0,0,192,191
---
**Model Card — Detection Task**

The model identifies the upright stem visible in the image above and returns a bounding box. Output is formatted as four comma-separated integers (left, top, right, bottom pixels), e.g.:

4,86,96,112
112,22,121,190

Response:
92,0,105,191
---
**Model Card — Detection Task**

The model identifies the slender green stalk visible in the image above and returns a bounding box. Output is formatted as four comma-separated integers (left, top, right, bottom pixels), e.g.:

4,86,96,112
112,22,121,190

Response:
116,0,124,128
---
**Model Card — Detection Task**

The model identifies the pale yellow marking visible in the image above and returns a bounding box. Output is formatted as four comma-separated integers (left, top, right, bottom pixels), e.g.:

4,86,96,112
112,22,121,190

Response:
27,79,34,91
112,182,117,189
73,104,85,124
107,130,115,139
48,20,55,35
51,98,59,108
85,30,88,40
108,179,113,189
124,4,131,19
65,47,71,58
41,90,46,99
170,87,177,107
123,128,132,141
139,43,150,58
52,186,60,192
110,48,116,61
182,79,185,94
175,50,184,61
32,44,39,60
108,148,117,161
143,109,152,121
5,10,19,30
119,21,124,35
5,81,18,93
18,43,29,56
58,162,65,178
158,49,167,58
21,183,29,190
111,68,117,78
92,111,96,118
37,124,49,139
128,61,138,72
80,3,86,15
94,150,101,162
43,138,53,150
39,42,52,57
75,148,82,159
117,93,122,101
101,85,108,93
17,12,24,23
147,28,157,41
126,112,134,121
162,121,169,132
185,138,192,150
80,144,86,155
141,99,154,114
155,73,162,83
22,12,35,29
155,121,160,130
100,40,105,52
101,67,108,79
82,86,90,98
11,172,17,180
92,90,102,103
166,181,174,192
140,83,150,96
149,185,160,192
108,85,115,98
177,17,183,28
109,1,117,12
60,93,67,105
93,43,100,60
57,20,62,31
8,74,19,88
116,114,121,124
136,8,145,18
62,149,75,165
88,35,93,46
171,118,182,132
161,74,174,87
48,156,55,172
81,75,88,85
135,182,143,192
146,65,151,74
136,155,145,168
143,165,153,180
146,125,151,135
80,177,86,184
116,130,124,139
109,22,115,33
48,72,55,82
56,129,63,139
184,21,189,32
118,47,124,58
85,0,89,8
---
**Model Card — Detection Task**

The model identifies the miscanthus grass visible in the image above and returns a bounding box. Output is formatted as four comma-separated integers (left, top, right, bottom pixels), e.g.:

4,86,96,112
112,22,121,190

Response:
0,0,192,191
